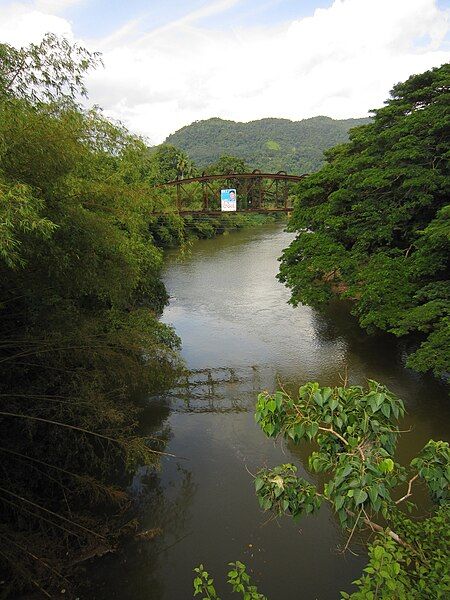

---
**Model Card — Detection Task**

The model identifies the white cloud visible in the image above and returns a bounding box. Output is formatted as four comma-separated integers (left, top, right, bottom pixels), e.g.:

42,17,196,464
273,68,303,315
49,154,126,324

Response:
34,0,85,13
0,0,448,144
0,4,73,46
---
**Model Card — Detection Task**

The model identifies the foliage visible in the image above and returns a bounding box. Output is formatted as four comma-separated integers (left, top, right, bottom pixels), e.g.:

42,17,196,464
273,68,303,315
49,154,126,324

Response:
0,35,185,597
205,155,249,175
0,32,283,597
255,463,322,518
279,63,450,377
193,562,267,599
165,116,370,174
0,33,101,103
149,143,197,183
253,381,450,598
342,505,450,599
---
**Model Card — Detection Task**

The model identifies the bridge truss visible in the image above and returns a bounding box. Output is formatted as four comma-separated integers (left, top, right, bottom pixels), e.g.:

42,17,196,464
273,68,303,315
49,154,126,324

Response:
157,170,307,215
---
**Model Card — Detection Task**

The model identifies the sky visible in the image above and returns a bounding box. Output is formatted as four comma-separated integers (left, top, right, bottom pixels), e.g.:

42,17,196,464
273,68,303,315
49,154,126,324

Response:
0,0,449,144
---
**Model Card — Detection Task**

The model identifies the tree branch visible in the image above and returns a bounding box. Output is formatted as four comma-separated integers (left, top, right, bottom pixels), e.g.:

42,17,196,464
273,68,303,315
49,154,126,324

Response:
318,426,348,446
395,474,419,505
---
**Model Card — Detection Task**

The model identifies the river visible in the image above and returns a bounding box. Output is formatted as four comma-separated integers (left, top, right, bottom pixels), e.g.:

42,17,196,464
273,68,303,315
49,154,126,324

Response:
87,223,449,599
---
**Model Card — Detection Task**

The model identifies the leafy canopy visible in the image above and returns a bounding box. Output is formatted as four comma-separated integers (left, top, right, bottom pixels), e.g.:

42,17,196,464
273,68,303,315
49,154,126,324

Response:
279,63,450,376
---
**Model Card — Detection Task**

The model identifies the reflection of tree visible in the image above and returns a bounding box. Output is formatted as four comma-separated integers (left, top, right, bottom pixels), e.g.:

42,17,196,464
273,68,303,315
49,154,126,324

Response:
310,300,450,436
311,300,412,374
82,463,197,600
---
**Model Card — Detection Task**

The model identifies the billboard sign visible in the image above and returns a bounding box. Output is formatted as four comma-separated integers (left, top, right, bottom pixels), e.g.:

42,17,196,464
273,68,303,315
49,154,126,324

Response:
221,188,237,212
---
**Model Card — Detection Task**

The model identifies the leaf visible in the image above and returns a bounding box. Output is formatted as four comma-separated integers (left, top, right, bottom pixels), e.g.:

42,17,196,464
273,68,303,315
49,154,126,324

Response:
310,422,319,438
379,458,394,473
265,423,275,436
368,486,378,505
322,387,332,402
375,393,385,408
354,489,368,505
267,399,276,413
255,477,264,492
334,495,345,510
314,391,324,406
381,403,391,418
294,422,305,438
329,397,339,411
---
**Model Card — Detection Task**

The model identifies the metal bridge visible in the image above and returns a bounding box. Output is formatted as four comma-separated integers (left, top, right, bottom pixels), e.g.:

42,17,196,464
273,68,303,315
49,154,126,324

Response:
157,170,306,215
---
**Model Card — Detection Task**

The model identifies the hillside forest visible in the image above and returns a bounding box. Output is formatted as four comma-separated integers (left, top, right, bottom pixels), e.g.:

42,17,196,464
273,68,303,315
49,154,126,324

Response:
165,115,371,174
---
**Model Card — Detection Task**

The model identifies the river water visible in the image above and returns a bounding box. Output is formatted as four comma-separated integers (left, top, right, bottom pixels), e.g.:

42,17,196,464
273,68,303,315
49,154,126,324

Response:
88,223,449,599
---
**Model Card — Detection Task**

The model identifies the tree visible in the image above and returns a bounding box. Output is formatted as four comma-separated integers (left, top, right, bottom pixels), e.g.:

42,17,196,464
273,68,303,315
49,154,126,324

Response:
150,143,197,183
0,33,101,103
253,381,449,598
195,379,449,598
205,154,248,175
278,64,450,377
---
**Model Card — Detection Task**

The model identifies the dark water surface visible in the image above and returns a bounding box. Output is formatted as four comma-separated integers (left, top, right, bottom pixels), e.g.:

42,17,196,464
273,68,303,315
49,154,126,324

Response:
88,224,449,600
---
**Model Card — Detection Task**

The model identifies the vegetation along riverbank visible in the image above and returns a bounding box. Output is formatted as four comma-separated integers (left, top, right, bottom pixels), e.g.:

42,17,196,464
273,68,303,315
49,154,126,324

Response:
279,64,449,379
0,35,280,597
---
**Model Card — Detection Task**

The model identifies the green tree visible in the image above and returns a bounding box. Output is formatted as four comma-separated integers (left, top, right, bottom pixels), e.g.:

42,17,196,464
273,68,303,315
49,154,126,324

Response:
195,380,449,598
0,33,100,103
0,35,182,597
150,143,197,183
253,381,449,598
205,154,248,175
279,63,450,377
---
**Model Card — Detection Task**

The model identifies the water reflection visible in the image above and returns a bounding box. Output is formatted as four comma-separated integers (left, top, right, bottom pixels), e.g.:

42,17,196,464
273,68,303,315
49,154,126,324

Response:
84,461,197,600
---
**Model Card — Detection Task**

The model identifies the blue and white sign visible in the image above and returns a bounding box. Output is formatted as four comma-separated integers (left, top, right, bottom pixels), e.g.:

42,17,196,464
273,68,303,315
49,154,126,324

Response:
221,188,237,212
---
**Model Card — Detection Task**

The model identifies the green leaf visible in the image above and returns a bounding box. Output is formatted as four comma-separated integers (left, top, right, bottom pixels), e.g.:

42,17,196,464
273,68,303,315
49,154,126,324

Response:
310,422,319,438
368,486,378,505
314,391,324,406
379,458,394,474
381,403,391,418
354,489,368,505
267,399,276,413
255,477,264,492
329,397,339,411
335,495,345,510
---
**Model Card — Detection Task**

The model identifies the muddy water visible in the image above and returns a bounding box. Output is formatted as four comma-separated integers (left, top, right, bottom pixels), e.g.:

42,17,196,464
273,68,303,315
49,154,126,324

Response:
88,223,449,600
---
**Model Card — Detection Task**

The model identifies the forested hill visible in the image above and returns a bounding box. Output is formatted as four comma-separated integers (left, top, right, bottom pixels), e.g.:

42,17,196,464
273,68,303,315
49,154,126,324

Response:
165,115,371,173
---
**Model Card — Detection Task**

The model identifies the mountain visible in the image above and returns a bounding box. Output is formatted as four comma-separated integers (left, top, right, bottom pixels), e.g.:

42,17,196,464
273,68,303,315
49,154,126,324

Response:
165,115,372,174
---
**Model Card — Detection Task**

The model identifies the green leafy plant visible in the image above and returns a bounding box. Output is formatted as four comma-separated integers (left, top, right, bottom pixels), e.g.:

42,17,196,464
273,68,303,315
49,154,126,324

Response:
193,562,267,599
253,381,450,598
